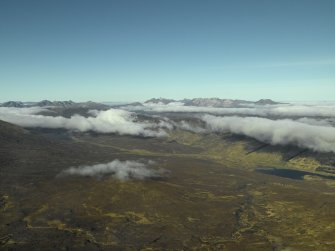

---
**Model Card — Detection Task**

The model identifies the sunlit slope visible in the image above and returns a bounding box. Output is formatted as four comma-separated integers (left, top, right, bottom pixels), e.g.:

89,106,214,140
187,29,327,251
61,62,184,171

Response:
168,129,335,173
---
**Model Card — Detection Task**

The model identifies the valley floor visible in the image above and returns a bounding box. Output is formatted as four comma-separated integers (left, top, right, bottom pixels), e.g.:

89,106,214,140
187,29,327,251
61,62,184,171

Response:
1,127,335,250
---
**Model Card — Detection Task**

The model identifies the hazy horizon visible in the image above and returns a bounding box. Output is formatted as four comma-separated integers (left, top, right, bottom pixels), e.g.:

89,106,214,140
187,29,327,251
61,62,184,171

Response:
1,98,335,104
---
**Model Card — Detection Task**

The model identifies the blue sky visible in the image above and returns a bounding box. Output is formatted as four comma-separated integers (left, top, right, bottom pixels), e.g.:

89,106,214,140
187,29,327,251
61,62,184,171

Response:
0,0,334,102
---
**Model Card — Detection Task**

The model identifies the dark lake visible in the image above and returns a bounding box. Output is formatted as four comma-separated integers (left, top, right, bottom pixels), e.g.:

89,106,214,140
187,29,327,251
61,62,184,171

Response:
256,168,335,180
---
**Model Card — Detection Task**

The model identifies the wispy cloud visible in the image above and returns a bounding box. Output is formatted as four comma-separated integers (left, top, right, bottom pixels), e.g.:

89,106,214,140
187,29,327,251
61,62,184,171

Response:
59,159,166,180
213,59,335,69
245,59,335,69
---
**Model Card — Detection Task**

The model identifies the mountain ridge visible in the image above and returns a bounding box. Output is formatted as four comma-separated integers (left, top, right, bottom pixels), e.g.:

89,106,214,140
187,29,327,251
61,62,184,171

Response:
0,100,110,110
143,97,283,107
0,98,284,109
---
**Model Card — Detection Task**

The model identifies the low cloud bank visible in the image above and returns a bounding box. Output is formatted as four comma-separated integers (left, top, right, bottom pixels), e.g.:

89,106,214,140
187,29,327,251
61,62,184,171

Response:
1,106,334,153
0,106,46,115
296,117,335,127
60,159,165,180
202,115,335,153
0,107,166,137
0,107,207,136
125,103,335,118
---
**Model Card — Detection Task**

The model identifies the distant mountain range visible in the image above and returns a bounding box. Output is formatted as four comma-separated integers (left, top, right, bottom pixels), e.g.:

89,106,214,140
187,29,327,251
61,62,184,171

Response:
0,98,282,109
0,101,26,108
0,100,109,110
144,98,282,107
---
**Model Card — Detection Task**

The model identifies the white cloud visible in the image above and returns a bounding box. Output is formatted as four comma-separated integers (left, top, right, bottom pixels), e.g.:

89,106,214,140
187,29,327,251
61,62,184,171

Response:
202,115,335,153
60,159,165,180
124,103,335,118
295,117,335,127
0,106,46,115
1,105,334,153
0,107,166,137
